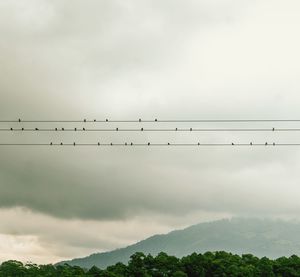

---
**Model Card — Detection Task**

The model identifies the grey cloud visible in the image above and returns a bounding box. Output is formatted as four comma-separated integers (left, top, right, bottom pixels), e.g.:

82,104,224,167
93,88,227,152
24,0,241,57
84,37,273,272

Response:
0,0,247,118
1,0,300,263
0,145,299,220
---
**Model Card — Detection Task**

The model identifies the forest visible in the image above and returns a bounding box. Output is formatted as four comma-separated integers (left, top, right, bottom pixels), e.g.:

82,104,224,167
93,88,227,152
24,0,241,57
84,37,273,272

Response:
2,251,300,277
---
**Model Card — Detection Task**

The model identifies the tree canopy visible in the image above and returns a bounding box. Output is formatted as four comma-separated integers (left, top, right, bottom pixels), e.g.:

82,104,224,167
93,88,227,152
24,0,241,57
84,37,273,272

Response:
1,251,300,276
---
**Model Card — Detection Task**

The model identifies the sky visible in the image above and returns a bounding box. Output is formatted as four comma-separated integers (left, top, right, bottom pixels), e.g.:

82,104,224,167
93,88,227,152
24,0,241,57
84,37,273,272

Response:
1,0,300,264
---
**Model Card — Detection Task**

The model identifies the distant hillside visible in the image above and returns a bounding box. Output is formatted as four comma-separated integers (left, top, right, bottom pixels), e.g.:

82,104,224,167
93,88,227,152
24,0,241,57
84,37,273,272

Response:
60,218,300,269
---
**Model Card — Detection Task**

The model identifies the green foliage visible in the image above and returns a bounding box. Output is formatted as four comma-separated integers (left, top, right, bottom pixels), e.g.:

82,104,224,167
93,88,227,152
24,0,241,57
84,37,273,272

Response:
3,251,300,276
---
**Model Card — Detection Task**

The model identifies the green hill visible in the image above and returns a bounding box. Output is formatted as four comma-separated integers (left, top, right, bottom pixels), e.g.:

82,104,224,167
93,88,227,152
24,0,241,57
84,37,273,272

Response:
60,218,300,269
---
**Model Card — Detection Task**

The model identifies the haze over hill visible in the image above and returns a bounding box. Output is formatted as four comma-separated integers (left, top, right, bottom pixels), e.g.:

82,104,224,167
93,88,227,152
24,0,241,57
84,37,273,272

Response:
61,218,300,269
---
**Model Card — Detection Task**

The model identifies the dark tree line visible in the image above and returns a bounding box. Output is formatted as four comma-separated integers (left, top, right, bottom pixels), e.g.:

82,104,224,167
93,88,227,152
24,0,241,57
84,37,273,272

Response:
2,251,300,276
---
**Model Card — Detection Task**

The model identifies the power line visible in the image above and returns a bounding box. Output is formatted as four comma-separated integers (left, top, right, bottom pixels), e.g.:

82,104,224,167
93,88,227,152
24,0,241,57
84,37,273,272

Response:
2,119,300,123
1,127,300,132
0,142,299,146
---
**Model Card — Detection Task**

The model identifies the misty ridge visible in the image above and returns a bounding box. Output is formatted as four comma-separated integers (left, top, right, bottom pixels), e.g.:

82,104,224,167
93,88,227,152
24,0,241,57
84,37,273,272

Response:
3,217,300,276
61,217,300,269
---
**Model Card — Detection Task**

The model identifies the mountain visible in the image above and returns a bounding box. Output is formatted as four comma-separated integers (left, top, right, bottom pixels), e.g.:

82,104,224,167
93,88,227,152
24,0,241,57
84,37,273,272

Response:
60,218,300,269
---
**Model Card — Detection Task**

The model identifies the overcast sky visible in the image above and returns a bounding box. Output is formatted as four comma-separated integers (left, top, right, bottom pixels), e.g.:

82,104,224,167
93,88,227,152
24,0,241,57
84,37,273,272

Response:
1,0,300,264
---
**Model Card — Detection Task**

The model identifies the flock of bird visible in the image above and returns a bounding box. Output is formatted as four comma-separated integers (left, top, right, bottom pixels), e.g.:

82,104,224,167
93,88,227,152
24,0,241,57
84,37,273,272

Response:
0,118,299,147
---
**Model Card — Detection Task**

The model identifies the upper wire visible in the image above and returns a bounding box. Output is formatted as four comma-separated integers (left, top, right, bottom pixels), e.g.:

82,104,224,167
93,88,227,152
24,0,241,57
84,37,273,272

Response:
2,119,300,123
